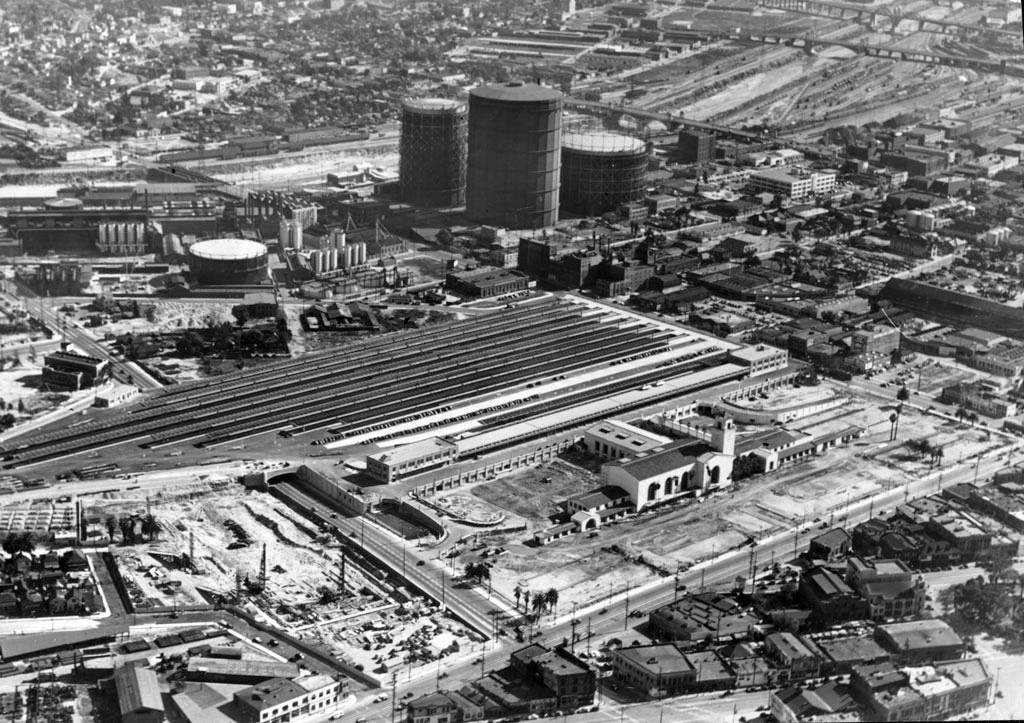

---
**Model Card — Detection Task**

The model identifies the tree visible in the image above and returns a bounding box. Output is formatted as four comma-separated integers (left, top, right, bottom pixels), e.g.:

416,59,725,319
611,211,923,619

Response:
956,407,967,424
231,304,250,326
896,386,910,402
105,515,117,541
530,595,546,621
141,513,159,541
118,516,135,545
544,588,559,615
514,584,523,611
967,412,979,426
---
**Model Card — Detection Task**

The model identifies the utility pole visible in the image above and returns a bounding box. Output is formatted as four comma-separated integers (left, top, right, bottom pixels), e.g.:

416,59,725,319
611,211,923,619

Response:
624,582,631,630
570,602,579,654
748,548,757,596
390,671,398,723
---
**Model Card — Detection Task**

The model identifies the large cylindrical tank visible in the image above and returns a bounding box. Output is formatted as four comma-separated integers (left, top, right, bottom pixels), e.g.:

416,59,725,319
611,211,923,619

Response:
187,238,269,285
343,245,354,269
328,248,338,271
356,242,367,265
560,133,648,216
312,250,323,275
400,98,468,208
467,81,563,229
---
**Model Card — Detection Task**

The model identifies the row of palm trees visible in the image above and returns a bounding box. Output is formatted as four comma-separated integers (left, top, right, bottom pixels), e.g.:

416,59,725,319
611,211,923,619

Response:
905,438,946,468
104,513,160,545
513,584,559,620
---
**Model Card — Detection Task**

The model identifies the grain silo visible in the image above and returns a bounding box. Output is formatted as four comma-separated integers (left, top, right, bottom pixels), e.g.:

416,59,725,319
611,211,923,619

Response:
467,82,563,229
560,133,648,216
400,98,468,208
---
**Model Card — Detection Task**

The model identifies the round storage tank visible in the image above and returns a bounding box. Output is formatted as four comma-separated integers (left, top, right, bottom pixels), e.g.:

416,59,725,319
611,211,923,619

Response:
400,98,468,208
560,133,648,216
467,82,563,229
187,238,269,286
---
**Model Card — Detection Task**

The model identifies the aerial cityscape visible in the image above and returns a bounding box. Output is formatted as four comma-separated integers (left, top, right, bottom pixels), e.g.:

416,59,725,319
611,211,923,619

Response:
0,0,1022,722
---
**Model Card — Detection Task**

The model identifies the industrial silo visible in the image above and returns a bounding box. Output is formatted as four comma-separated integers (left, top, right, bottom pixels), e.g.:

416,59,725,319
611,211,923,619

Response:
467,81,563,229
188,239,269,285
399,98,468,208
560,133,649,216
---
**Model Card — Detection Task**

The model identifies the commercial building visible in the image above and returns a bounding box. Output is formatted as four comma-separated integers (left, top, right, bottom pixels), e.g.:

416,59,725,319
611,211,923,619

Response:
366,437,459,483
612,644,695,697
764,632,822,682
875,620,965,665
941,381,1018,419
798,567,869,626
846,556,925,622
647,591,760,643
509,644,596,711
114,664,164,723
770,680,853,723
851,659,990,722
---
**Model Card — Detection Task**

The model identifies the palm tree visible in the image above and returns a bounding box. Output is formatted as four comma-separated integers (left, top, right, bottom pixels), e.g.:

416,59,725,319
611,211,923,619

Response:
522,589,531,614
967,412,979,427
514,584,523,611
530,595,546,621
544,588,559,615
105,515,117,541
141,514,159,541
956,407,967,424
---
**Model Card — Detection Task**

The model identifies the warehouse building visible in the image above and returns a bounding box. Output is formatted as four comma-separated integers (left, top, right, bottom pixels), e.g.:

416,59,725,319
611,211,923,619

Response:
114,664,165,723
445,267,530,298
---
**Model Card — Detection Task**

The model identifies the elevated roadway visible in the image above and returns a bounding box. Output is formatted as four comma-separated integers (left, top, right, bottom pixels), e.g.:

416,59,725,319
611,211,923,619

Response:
757,0,1022,40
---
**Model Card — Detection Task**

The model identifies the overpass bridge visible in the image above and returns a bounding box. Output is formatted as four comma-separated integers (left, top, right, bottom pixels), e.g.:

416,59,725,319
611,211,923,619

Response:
565,99,767,141
689,28,1023,76
756,0,1023,40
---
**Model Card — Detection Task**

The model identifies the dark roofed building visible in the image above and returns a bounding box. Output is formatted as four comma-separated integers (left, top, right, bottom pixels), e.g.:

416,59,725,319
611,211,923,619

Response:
42,349,109,391
875,620,965,665
798,567,869,625
808,528,852,561
879,278,1024,339
446,267,529,298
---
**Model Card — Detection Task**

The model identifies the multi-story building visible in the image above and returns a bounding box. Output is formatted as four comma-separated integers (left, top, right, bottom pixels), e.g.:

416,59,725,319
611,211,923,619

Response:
601,417,736,509
366,438,458,483
612,644,695,697
746,168,836,200
941,381,1018,419
848,325,901,357
764,633,822,682
851,659,989,721
509,645,596,711
727,345,789,376
846,556,925,621
234,675,347,723
647,591,760,643
42,350,109,392
678,131,715,165
798,567,869,625
875,620,965,665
